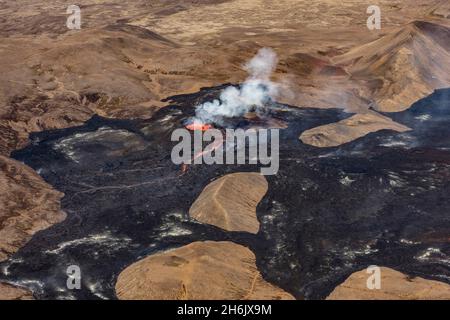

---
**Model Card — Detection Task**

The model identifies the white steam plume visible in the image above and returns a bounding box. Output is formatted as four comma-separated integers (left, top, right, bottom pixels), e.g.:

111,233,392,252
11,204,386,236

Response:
191,48,279,125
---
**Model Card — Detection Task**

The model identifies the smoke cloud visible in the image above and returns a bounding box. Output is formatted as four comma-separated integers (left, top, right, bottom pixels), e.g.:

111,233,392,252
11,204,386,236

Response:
191,48,279,125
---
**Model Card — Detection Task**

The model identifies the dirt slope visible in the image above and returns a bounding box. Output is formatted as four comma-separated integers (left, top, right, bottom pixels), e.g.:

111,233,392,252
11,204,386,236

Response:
0,156,65,262
115,241,294,300
300,111,410,147
327,267,450,300
189,173,267,234
333,20,450,112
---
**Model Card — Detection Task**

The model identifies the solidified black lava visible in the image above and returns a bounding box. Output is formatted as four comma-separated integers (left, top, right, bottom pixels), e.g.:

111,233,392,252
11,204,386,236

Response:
1,85,449,300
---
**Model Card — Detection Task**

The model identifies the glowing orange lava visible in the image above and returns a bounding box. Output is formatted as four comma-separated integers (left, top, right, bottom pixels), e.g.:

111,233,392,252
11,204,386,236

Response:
186,123,212,131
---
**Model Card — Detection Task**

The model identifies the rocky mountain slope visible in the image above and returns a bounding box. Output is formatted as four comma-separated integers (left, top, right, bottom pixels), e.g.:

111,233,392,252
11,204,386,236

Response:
0,155,65,262
333,20,450,112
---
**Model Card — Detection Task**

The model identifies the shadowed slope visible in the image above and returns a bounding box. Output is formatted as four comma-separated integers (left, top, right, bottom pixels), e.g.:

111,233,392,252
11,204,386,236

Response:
333,21,450,112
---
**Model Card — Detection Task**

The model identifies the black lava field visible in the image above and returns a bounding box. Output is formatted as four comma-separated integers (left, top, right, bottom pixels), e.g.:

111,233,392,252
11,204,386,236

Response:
1,85,449,299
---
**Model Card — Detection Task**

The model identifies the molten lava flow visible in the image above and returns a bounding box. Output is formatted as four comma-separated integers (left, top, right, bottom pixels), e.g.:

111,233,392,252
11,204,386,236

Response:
186,123,212,131
179,129,224,175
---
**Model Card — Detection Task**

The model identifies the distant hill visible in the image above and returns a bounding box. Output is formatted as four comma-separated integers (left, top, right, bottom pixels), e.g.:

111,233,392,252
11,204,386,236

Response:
333,21,450,112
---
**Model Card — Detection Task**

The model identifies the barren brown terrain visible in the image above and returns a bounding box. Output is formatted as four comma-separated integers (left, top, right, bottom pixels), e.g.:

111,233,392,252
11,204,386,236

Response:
0,0,449,300
300,111,410,147
0,282,33,300
1,1,449,154
115,241,294,300
189,172,267,234
327,267,450,300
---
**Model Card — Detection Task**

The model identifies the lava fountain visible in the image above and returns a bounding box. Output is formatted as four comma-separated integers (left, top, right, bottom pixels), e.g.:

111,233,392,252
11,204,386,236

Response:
185,122,213,131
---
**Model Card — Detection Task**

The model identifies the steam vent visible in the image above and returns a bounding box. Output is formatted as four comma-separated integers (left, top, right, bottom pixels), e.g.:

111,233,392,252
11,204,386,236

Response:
1,0,450,305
